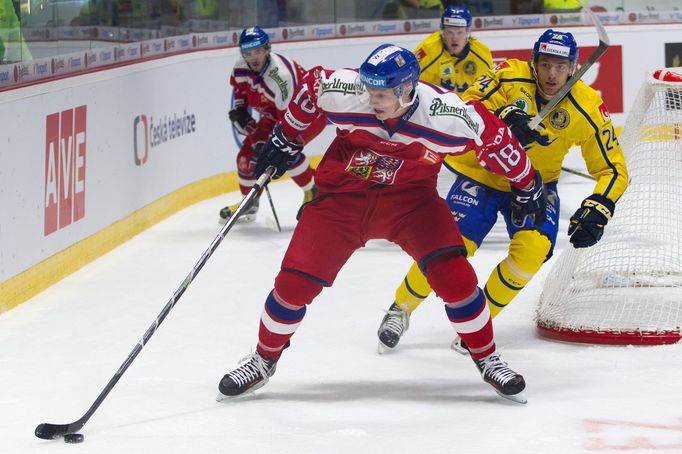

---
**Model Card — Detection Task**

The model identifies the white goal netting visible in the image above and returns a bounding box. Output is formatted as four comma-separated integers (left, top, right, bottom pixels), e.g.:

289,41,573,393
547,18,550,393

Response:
535,68,682,345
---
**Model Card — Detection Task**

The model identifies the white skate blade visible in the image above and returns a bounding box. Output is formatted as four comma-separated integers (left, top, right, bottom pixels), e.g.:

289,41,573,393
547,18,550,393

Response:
495,390,528,405
216,390,258,402
450,337,470,356
216,381,268,402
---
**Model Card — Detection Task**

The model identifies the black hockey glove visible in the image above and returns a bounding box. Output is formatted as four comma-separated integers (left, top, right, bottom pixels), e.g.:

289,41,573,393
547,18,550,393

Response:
255,124,304,180
510,171,547,228
568,194,615,248
229,107,257,136
495,105,550,147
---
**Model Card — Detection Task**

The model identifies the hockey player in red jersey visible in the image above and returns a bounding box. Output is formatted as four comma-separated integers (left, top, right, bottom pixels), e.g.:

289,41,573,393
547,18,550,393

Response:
220,26,326,223
217,44,546,403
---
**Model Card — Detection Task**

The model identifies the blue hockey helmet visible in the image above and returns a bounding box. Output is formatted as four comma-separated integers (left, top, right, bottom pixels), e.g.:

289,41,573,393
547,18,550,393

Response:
239,26,270,52
441,6,472,29
532,29,579,72
359,44,420,100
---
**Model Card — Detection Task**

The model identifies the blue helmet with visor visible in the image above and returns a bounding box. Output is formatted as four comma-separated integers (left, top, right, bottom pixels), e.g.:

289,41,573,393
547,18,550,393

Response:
239,26,271,53
359,44,420,102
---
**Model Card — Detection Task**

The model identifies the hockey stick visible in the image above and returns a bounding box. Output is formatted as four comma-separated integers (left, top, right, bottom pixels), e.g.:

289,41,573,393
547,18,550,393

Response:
528,8,610,130
561,166,595,180
34,167,276,442
264,185,281,232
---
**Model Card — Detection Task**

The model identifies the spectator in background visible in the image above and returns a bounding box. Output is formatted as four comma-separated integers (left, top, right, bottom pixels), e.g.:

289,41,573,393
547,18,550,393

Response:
0,0,32,63
76,0,117,26
446,0,494,15
382,0,443,19
188,0,218,20
510,0,543,14
402,0,443,18
543,0,582,13
259,0,281,27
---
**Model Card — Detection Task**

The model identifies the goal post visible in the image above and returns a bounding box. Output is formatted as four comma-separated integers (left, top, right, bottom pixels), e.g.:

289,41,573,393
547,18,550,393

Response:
535,68,682,345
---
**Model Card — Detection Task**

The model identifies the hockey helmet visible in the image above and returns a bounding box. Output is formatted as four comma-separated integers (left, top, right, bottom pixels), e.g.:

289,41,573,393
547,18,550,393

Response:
441,6,472,29
239,26,271,52
359,44,420,100
532,29,579,73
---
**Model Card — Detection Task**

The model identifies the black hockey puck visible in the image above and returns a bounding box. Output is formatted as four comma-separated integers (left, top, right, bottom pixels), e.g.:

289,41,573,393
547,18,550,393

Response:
64,433,84,444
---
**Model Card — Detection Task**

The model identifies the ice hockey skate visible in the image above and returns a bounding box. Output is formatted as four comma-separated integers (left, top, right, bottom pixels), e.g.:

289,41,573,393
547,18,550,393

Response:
219,196,260,224
450,335,470,355
217,352,277,400
377,302,410,353
473,352,527,404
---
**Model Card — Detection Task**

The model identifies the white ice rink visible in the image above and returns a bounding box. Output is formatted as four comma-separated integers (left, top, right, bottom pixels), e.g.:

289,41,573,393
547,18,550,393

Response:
2,152,681,453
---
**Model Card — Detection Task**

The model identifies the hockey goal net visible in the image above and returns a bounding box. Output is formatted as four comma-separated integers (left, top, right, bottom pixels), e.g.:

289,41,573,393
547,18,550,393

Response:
535,68,682,345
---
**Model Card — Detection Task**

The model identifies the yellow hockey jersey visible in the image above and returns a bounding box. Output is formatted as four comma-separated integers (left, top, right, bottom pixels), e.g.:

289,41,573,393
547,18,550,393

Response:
446,59,628,204
414,32,493,94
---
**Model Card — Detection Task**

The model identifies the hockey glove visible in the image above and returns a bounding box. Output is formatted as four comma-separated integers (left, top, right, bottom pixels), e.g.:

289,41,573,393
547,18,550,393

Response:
510,171,547,227
495,105,550,147
229,107,257,136
255,124,304,179
568,194,615,248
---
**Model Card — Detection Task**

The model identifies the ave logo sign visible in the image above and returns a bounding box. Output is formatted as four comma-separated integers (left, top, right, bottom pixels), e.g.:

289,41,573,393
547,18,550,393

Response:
44,105,87,236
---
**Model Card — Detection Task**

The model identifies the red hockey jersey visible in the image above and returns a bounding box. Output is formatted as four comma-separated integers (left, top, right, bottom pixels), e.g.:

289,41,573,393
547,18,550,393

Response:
280,67,535,193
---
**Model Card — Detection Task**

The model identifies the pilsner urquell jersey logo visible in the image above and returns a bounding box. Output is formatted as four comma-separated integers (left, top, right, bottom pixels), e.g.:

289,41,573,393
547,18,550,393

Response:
44,105,87,236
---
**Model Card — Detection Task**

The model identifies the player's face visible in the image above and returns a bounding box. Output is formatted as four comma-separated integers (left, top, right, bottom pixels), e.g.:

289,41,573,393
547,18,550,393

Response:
242,46,269,72
366,86,403,120
535,55,572,98
442,26,469,56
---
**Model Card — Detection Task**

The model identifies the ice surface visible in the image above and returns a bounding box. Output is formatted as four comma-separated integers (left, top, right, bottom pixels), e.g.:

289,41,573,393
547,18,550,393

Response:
2,153,681,453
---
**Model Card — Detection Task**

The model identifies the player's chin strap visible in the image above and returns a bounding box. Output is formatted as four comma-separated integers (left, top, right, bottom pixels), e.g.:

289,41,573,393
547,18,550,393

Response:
396,84,417,109
388,89,417,118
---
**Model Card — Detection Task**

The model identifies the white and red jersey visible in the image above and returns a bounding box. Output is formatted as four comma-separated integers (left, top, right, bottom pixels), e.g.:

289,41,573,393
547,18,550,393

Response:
230,52,308,143
281,67,535,193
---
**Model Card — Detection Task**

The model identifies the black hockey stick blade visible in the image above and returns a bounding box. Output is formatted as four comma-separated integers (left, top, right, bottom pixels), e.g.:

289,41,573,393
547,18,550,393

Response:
35,422,82,440
528,8,609,130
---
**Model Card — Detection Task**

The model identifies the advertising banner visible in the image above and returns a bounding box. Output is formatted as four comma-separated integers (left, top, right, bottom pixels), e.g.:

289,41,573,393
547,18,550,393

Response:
141,39,167,58
0,51,236,282
116,42,142,62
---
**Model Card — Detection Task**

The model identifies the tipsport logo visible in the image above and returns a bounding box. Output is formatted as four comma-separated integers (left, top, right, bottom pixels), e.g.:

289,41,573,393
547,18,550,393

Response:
44,106,87,236
133,110,197,165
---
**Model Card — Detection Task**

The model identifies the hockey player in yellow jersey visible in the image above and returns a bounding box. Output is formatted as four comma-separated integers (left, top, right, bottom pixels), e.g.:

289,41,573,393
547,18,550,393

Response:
377,29,628,353
414,5,493,94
